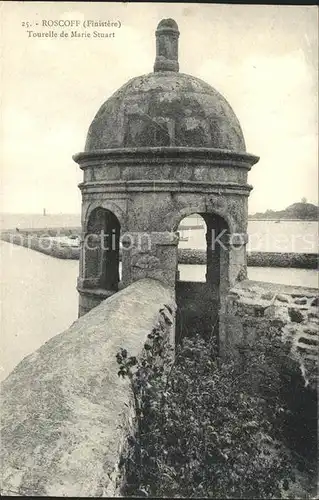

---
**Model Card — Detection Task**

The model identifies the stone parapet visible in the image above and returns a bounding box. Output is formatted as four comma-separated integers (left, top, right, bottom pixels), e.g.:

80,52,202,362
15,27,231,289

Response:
222,279,318,389
0,279,176,497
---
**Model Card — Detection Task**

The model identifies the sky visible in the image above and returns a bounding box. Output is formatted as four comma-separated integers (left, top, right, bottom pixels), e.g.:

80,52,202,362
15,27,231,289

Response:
1,2,318,215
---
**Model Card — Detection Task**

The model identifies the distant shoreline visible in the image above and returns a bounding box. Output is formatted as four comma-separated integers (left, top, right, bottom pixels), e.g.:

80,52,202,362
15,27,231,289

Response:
1,233,317,270
1,213,318,231
248,218,317,222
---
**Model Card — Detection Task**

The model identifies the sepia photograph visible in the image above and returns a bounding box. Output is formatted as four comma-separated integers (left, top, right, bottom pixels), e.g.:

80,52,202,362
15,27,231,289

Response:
0,1,318,497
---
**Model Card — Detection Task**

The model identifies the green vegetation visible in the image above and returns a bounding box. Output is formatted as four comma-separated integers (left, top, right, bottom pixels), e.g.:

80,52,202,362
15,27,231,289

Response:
116,328,317,498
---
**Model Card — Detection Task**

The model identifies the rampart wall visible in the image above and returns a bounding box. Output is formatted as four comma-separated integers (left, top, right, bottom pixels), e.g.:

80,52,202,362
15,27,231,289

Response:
221,280,318,390
1,232,317,269
0,279,176,497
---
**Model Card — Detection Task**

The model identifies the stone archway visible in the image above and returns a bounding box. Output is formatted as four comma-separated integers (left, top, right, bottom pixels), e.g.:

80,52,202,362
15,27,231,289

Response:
175,211,230,347
84,207,121,292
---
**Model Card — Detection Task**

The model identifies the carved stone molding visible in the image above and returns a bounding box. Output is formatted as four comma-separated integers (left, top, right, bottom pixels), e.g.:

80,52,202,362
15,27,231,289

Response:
80,180,252,197
131,254,160,270
73,147,259,170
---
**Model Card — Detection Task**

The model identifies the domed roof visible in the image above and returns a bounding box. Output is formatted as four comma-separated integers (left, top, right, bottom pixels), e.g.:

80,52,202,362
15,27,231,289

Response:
85,19,246,153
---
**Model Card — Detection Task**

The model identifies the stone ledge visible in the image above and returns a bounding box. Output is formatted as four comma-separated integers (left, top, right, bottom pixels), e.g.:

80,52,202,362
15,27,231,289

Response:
79,180,252,196
73,146,259,168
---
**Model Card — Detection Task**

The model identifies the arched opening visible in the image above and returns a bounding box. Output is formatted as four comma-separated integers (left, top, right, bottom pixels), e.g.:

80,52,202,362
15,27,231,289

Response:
175,212,230,346
84,207,120,291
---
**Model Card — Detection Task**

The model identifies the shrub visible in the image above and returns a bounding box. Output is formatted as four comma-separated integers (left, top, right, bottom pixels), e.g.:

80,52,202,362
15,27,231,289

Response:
116,331,307,498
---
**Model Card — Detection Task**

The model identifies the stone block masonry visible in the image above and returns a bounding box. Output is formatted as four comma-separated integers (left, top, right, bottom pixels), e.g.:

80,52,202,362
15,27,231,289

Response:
222,279,318,389
0,279,176,497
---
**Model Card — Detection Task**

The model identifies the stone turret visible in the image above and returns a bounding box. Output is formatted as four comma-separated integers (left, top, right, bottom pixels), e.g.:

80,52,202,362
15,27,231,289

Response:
73,19,259,346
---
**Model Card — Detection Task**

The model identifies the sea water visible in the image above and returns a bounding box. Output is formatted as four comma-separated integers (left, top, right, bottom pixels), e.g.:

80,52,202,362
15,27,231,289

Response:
1,234,317,381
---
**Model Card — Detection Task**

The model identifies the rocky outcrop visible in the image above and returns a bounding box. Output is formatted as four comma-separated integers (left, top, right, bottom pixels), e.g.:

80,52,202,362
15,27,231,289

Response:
0,279,176,497
250,202,319,221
